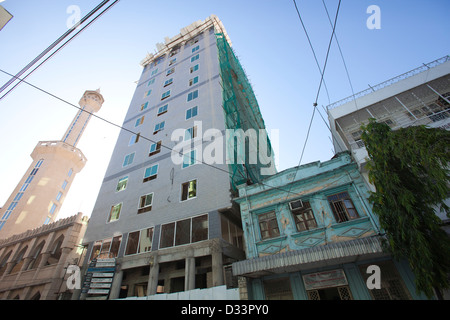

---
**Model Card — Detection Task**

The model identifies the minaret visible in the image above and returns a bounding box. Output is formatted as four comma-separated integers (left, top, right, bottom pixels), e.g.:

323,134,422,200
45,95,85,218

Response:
0,90,104,239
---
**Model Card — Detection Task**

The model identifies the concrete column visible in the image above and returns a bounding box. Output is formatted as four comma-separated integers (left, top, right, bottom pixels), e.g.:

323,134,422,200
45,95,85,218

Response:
147,255,159,296
211,241,224,287
108,269,123,300
185,256,196,291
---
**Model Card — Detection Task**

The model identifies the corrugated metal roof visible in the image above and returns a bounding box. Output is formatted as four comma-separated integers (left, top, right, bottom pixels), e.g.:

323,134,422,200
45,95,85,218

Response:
232,236,385,276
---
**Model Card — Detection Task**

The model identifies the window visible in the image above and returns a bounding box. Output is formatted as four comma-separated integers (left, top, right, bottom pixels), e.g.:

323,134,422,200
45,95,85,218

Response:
161,90,171,100
135,116,144,127
264,278,294,300
123,152,135,167
289,200,318,232
125,228,153,255
186,106,198,120
160,223,175,249
181,179,197,201
147,78,155,86
190,64,199,73
160,214,208,249
143,164,158,182
141,102,148,111
138,193,153,213
116,176,128,192
187,90,198,102
149,141,162,156
62,180,68,190
351,130,365,148
182,149,197,168
175,219,191,246
191,54,199,62
189,76,198,86
91,236,122,260
164,78,173,87
184,125,197,140
68,168,73,177
144,90,152,98
129,133,140,146
327,192,359,223
108,203,122,222
157,104,168,116
169,58,176,66
192,215,208,243
56,192,62,201
192,45,199,53
49,203,57,215
154,121,165,134
258,211,280,240
166,68,175,76
151,68,158,76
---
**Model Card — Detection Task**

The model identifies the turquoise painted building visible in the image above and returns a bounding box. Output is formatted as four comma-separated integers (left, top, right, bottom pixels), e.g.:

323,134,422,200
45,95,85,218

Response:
232,152,428,300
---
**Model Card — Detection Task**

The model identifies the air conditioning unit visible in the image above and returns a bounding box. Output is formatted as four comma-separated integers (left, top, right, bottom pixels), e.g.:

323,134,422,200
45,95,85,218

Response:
289,200,303,211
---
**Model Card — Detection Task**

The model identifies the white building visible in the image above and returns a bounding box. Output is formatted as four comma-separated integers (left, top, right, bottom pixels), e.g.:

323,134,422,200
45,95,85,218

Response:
76,15,274,300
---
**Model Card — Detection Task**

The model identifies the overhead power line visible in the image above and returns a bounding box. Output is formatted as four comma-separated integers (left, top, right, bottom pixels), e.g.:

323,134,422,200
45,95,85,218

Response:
0,0,120,101
282,0,342,203
0,68,307,199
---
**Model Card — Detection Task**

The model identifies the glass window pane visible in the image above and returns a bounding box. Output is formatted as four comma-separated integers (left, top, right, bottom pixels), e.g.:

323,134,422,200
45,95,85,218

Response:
192,215,208,242
110,236,122,258
175,219,191,246
125,231,139,255
139,228,153,253
160,223,175,248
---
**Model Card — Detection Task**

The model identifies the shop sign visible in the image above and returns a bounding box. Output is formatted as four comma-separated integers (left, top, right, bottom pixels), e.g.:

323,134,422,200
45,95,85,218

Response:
302,269,348,290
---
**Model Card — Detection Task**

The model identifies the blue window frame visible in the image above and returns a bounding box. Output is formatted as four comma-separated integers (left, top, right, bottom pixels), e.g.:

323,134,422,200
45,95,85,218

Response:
187,90,198,102
143,164,159,182
186,106,198,120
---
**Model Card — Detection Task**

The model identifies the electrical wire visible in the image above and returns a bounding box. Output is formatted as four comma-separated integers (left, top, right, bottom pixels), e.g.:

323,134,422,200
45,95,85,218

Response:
0,0,120,101
0,68,306,199
281,0,342,203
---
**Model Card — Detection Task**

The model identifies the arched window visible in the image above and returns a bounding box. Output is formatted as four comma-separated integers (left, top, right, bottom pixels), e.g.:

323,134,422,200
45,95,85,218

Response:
46,235,64,265
10,246,28,274
27,240,45,270
0,250,12,276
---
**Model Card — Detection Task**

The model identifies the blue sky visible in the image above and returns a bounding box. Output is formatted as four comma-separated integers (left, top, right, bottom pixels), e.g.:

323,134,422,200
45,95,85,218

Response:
1,0,449,220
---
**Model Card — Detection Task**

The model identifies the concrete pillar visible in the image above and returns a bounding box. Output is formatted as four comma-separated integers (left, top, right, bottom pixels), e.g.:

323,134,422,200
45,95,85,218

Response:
147,256,159,296
211,241,224,287
108,269,123,300
185,256,196,291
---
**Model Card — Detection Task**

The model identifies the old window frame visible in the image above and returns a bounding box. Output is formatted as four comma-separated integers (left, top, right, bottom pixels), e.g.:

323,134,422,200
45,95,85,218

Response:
258,211,280,240
327,191,359,223
289,200,318,232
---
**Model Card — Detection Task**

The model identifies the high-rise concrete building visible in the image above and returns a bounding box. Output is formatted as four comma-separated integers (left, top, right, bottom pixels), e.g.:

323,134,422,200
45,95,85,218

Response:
77,15,275,300
0,90,104,239
327,56,450,192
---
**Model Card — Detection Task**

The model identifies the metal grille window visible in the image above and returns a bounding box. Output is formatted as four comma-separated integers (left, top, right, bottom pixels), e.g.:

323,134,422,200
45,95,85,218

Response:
359,261,412,300
290,200,318,232
263,277,293,300
327,192,359,223
258,211,280,240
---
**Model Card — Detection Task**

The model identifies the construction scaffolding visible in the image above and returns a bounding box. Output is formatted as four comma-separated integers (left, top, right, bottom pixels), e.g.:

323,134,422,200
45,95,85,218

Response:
215,32,276,191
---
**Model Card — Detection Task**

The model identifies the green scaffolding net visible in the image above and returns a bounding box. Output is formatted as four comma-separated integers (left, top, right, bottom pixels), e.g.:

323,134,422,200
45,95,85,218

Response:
216,32,276,192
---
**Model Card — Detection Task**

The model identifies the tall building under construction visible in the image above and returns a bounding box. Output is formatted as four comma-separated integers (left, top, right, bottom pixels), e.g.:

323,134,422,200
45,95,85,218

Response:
77,15,275,299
